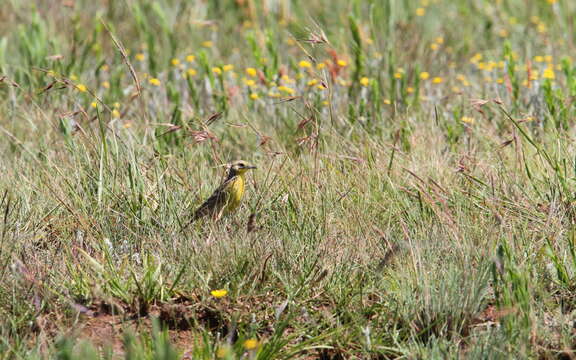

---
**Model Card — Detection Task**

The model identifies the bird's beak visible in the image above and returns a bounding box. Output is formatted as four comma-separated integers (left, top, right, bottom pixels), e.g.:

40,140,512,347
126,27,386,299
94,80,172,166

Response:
247,165,257,169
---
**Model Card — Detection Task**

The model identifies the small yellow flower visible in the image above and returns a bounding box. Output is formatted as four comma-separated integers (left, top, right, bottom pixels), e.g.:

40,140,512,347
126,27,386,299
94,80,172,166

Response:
538,23,547,34
435,37,444,44
202,41,213,48
337,60,347,67
496,78,504,84
470,53,483,64
316,84,326,90
316,62,326,70
534,55,544,63
76,84,87,92
432,77,443,84
298,60,312,69
135,53,145,61
383,99,391,105
186,54,195,63
498,29,509,38
243,339,259,350
90,101,98,108
243,78,256,87
187,68,197,77
321,100,329,106
278,85,295,94
394,72,403,79
543,66,555,80
112,109,120,118
113,102,121,109
268,91,281,98
210,289,228,298
545,55,553,63
212,67,222,75
246,67,257,77
430,43,439,51
360,77,370,86
307,79,318,86
419,72,430,80
406,87,415,94
416,7,426,16
171,58,180,66
461,116,475,124
149,78,161,86
250,93,259,100
222,64,234,72
102,81,110,89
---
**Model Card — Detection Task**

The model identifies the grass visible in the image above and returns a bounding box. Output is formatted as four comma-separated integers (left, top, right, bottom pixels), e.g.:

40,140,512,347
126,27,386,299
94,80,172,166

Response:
1,0,576,358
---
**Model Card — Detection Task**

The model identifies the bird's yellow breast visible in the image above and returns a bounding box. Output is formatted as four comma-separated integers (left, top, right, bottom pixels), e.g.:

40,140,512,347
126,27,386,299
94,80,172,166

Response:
224,174,245,212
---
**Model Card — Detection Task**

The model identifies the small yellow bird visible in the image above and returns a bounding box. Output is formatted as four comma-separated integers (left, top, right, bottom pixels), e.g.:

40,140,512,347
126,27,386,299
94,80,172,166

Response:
191,160,257,222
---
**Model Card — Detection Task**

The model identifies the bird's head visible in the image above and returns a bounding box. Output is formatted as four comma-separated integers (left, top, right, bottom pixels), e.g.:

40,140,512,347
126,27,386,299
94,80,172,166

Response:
228,160,257,176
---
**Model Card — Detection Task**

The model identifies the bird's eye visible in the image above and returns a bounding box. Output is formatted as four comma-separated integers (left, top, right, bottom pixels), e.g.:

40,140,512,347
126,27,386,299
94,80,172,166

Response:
238,162,245,167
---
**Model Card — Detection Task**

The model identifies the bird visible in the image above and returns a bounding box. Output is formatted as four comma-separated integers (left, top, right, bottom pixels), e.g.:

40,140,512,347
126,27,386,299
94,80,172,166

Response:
190,160,257,223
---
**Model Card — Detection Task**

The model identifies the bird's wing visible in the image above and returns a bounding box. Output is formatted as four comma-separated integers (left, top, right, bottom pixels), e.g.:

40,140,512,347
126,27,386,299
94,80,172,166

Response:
192,181,231,220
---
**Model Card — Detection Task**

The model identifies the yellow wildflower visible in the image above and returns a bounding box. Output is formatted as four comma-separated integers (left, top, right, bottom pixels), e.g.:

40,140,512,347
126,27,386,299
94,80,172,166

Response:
135,53,145,61
298,60,312,68
461,116,475,124
76,84,87,92
90,101,98,108
149,78,161,86
307,79,318,86
246,67,257,77
222,64,234,72
243,339,259,350
202,41,213,48
543,66,555,80
243,78,256,87
210,289,228,298
102,81,110,89
416,8,426,16
278,85,295,94
212,67,222,75
250,93,259,100
171,58,180,66
419,72,430,80
337,60,347,67
432,77,443,84
111,109,120,118
316,62,326,70
360,77,370,86
186,54,195,63
187,68,197,77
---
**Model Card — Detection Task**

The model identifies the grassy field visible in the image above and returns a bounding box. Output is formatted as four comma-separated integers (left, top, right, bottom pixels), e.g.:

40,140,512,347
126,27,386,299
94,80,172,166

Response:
2,0,576,358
